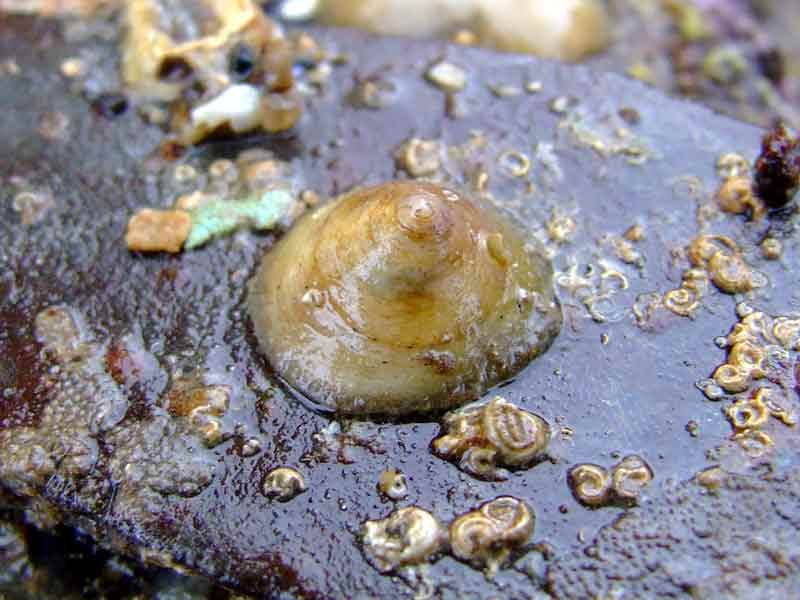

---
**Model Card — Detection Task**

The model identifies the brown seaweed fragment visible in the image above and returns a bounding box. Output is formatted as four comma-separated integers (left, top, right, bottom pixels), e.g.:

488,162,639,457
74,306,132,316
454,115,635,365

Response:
754,122,799,208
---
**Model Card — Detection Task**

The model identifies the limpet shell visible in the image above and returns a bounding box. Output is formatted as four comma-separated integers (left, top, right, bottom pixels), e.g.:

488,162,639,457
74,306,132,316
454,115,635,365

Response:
248,181,561,414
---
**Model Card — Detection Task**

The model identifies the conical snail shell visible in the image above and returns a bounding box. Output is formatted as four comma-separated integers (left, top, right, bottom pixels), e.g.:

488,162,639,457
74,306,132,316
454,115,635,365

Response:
247,181,561,414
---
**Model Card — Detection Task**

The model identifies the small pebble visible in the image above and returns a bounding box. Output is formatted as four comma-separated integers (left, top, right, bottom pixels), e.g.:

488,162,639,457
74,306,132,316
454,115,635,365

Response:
426,61,466,93
450,29,478,46
60,57,85,78
525,80,543,93
125,209,192,253
241,438,262,457
549,96,576,115
760,238,782,260
489,83,521,98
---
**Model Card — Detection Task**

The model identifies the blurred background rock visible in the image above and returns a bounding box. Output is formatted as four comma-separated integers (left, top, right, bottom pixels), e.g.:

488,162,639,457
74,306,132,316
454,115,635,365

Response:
269,0,799,129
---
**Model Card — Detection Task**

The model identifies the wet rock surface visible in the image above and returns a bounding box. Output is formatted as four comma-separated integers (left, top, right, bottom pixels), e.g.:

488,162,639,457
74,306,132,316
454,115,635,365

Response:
1,13,799,599
548,469,800,598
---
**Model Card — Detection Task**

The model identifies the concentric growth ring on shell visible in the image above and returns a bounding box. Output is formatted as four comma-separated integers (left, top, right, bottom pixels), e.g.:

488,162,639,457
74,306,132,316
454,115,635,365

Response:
395,189,452,238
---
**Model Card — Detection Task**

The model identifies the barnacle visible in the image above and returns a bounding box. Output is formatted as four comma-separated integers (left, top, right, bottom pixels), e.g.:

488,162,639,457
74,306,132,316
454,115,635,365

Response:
361,507,446,573
449,496,534,578
247,182,562,415
262,467,307,501
567,463,611,507
432,396,550,480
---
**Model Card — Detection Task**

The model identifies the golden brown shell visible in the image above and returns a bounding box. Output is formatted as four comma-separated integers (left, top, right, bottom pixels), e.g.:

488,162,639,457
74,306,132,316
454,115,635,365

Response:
567,463,611,507
432,396,551,480
568,455,654,507
361,507,446,573
261,467,307,501
247,181,561,414
449,496,534,577
610,455,654,503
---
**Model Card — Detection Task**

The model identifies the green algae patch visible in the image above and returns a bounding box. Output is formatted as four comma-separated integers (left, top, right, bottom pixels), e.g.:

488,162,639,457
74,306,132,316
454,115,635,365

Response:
184,189,294,250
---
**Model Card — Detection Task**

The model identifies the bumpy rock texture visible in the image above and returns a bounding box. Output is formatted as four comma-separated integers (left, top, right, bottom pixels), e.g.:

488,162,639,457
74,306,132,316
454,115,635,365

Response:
549,470,800,598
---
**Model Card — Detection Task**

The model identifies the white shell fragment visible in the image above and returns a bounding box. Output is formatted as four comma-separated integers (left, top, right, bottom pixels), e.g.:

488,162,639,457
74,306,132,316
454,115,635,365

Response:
191,84,263,134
